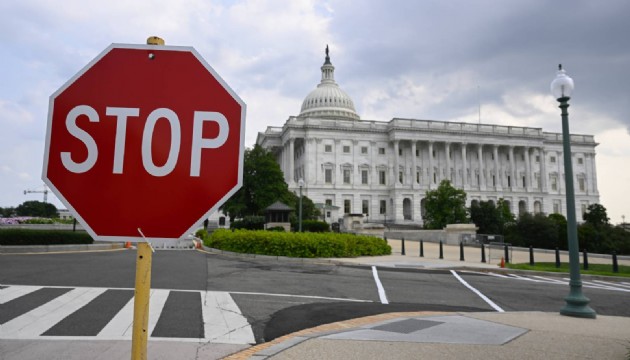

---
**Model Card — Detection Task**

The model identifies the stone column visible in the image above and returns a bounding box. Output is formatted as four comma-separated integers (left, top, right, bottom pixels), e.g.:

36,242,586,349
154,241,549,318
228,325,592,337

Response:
428,141,435,189
591,153,599,194
524,147,531,191
493,145,501,190
334,139,340,185
412,141,417,189
509,146,515,189
461,143,468,189
478,144,485,190
288,138,295,185
540,148,548,192
394,140,400,185
445,142,451,182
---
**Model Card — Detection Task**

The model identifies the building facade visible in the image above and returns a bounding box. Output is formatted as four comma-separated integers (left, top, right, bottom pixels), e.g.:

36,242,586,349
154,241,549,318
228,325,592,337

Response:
256,49,599,225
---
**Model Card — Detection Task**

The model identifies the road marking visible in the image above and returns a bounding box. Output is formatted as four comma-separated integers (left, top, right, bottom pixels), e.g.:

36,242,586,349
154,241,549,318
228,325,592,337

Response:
371,266,389,304
450,270,504,312
202,291,255,344
0,287,106,338
592,280,630,289
532,276,567,284
0,285,42,304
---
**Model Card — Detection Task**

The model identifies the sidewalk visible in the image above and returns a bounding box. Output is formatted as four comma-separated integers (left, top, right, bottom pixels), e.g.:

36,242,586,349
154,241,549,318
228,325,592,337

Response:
228,311,630,359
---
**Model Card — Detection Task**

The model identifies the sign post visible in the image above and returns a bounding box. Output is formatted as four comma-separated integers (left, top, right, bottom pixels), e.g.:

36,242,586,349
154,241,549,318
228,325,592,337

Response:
43,36,246,359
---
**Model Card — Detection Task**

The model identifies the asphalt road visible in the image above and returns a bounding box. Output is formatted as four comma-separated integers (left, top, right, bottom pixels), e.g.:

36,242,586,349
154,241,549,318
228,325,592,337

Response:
1,249,628,344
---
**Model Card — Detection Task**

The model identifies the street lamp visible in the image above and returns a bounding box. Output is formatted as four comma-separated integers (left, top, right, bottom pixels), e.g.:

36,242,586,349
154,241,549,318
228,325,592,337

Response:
298,178,304,232
551,64,596,318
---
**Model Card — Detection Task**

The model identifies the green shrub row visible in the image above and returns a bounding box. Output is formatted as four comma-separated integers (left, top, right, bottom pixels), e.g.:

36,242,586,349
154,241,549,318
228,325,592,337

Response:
299,220,330,232
0,229,94,246
199,229,391,258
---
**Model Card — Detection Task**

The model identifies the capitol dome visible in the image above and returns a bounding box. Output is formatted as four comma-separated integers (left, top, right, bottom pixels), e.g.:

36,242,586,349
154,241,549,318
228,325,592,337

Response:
299,46,360,120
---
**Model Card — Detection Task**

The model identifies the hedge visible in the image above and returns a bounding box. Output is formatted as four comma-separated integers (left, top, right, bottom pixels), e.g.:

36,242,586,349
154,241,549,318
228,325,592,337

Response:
199,229,391,258
0,229,94,246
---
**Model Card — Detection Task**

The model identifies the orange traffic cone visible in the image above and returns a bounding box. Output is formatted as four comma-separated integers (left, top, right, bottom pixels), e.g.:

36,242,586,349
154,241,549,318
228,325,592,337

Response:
500,256,505,268
124,241,131,249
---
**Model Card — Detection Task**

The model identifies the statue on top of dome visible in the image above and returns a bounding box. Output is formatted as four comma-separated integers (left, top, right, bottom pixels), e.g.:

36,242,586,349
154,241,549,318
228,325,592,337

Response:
325,44,331,64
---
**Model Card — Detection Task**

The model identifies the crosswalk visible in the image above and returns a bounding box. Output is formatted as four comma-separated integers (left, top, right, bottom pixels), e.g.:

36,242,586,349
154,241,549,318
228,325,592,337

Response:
463,272,630,293
0,285,255,344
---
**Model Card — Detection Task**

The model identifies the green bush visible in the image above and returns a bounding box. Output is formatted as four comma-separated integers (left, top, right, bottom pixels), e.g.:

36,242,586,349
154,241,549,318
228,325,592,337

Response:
0,229,94,246
301,220,330,232
230,216,266,230
201,229,391,258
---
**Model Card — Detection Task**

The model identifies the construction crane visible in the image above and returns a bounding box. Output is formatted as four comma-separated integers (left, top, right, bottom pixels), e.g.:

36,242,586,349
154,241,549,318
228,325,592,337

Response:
24,184,49,203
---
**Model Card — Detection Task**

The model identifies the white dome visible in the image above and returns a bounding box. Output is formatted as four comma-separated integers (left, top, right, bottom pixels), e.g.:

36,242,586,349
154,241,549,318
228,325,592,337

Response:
298,47,359,120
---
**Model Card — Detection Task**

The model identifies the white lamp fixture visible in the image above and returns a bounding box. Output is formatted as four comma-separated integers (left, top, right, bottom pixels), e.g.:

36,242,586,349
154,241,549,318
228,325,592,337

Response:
550,64,575,100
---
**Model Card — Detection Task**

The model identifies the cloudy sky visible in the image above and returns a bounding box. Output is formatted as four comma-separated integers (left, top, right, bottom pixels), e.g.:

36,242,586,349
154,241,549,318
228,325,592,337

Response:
1,0,629,223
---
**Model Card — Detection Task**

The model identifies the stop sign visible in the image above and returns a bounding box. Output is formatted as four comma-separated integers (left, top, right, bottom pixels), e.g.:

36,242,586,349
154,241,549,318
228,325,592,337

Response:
43,44,245,242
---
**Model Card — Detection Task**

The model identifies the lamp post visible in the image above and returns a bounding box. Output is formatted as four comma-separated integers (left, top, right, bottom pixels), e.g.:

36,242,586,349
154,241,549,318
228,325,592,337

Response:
298,178,304,232
551,64,596,319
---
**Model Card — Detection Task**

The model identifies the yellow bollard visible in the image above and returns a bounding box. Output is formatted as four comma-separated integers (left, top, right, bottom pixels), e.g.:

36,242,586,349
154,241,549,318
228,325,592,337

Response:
131,242,152,360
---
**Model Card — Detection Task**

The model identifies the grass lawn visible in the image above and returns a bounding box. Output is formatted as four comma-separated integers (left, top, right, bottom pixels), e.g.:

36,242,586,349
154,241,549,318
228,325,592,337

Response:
506,262,630,278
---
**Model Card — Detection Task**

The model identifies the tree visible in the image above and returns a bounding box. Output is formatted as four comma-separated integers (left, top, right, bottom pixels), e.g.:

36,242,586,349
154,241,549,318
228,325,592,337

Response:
506,213,559,249
548,213,568,249
423,180,469,229
15,201,58,218
470,200,514,235
582,203,609,229
221,145,290,220
220,144,319,221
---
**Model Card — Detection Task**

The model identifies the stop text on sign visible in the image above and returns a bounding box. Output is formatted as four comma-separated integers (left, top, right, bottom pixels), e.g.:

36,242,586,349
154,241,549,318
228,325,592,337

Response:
61,105,229,177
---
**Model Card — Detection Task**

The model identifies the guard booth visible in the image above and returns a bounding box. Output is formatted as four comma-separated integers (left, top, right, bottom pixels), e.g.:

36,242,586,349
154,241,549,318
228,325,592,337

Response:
264,201,293,232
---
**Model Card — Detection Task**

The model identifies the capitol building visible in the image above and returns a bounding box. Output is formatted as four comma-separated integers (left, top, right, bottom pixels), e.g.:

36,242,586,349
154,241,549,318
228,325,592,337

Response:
256,48,600,226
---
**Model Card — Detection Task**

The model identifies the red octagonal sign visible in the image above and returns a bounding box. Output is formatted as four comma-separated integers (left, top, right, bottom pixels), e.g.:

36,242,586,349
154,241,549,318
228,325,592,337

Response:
43,44,245,243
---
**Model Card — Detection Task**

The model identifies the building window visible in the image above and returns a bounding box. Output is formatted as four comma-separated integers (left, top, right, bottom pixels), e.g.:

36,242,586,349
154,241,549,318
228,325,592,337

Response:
506,153,510,161
343,145,350,153
397,171,403,184
344,199,351,214
433,172,437,184
379,170,386,185
553,201,560,214
578,157,583,165
492,175,496,187
378,147,386,155
521,154,525,161
550,156,556,163
432,149,436,158
362,200,369,215
325,199,332,206
579,178,585,191
507,176,511,187
551,176,557,191
379,200,386,214
415,149,420,157
522,176,526,187
536,155,540,162
581,203,588,217
324,144,332,152
491,153,495,160
361,170,368,184
343,169,351,184
416,171,420,184
325,169,332,183
398,148,403,156
361,146,368,154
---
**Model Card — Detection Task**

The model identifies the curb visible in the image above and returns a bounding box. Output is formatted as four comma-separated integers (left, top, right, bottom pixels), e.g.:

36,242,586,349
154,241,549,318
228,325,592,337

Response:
0,243,125,254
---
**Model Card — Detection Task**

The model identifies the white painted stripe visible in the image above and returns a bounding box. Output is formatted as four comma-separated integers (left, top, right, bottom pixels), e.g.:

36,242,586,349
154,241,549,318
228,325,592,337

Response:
451,270,504,312
487,273,511,278
507,274,545,282
532,276,567,284
97,294,135,338
228,291,372,303
97,289,170,339
0,285,43,304
592,280,630,289
146,289,170,337
371,266,389,304
0,287,106,338
202,291,255,344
